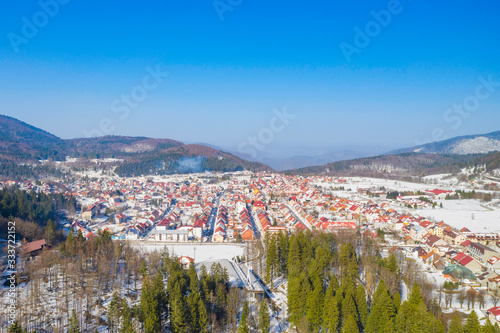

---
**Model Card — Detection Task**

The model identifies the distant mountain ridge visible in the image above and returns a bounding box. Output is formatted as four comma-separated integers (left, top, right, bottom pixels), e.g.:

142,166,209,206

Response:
230,145,388,171
390,131,500,155
0,115,273,175
285,153,482,177
284,129,500,177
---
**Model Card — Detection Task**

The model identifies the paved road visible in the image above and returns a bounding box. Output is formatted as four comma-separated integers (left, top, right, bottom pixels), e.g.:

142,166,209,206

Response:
283,202,313,230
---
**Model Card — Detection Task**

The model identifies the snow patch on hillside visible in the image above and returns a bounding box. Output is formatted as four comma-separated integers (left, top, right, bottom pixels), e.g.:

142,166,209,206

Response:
449,137,500,154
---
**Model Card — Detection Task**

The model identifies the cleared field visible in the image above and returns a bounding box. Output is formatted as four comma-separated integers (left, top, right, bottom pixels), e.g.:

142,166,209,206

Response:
131,242,245,263
418,200,500,233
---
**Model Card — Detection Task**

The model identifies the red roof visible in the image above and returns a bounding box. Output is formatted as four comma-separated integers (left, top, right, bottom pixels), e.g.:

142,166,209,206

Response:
23,239,46,253
488,307,500,316
461,240,471,247
459,256,474,266
453,252,467,262
426,189,452,196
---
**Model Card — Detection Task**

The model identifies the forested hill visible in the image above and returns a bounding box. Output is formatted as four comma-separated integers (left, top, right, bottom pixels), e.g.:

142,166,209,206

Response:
0,114,69,161
0,115,274,175
285,153,483,178
114,144,273,177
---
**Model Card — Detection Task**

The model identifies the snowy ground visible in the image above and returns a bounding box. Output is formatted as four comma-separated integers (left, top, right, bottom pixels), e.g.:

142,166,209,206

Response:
316,177,433,193
418,200,500,233
131,242,245,263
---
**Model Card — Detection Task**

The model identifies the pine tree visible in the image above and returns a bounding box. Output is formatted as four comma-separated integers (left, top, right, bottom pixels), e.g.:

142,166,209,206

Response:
355,284,368,329
481,320,497,333
170,286,188,333
152,270,167,324
288,235,302,277
108,292,123,332
306,283,324,331
68,309,81,333
238,301,250,333
365,281,395,333
66,228,76,254
407,283,424,307
198,294,208,333
8,321,24,333
277,231,289,276
288,275,303,325
188,291,201,333
339,243,358,282
140,278,161,333
258,300,270,333
431,316,446,333
463,310,480,333
395,283,438,333
448,315,463,333
385,253,399,273
188,263,199,293
393,291,401,311
44,218,57,246
342,288,358,326
342,314,360,333
120,300,135,333
76,229,85,242
323,286,340,332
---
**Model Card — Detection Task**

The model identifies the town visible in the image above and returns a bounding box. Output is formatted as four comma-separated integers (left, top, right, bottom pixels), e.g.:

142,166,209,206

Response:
2,161,500,331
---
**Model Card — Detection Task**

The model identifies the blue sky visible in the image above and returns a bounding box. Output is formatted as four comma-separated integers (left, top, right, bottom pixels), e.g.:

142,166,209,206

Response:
1,0,500,156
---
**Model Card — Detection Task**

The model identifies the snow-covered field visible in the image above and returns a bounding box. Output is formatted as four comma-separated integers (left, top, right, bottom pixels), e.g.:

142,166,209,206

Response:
131,243,245,263
317,177,434,192
418,200,500,233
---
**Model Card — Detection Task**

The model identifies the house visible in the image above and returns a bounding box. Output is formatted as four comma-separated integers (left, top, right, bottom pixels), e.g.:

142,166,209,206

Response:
115,213,127,224
125,227,140,240
415,247,428,258
467,242,499,263
178,256,195,269
459,255,482,274
424,189,452,199
253,201,266,211
488,275,500,293
81,204,97,220
433,258,446,271
443,229,466,245
22,239,47,257
487,256,500,270
410,225,428,241
476,271,497,288
421,251,440,265
241,226,255,241
425,235,448,249
487,307,500,323
428,225,444,238
213,231,225,242
153,229,189,242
